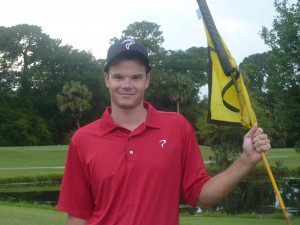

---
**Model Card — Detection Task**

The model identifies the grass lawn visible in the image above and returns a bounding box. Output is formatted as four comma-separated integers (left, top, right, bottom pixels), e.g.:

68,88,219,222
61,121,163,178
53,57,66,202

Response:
0,203,299,225
0,145,68,178
257,148,300,169
0,183,61,193
0,145,68,168
199,145,212,161
0,145,67,179
180,215,300,225
201,146,300,169
0,204,66,225
0,168,64,179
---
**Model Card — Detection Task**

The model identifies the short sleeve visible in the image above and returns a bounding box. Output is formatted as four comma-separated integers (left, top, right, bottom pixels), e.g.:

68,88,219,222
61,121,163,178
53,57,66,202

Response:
180,122,211,207
56,137,94,219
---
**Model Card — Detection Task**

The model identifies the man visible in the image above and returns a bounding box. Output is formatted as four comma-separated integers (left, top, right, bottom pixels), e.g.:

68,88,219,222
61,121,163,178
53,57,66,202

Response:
57,38,271,225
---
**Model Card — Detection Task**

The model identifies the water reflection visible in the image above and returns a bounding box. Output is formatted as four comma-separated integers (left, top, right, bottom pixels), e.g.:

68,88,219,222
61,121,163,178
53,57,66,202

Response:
276,177,300,215
211,177,300,216
0,177,299,216
0,190,59,205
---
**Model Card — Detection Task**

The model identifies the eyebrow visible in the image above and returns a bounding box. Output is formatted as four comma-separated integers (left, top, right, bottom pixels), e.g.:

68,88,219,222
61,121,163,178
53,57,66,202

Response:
110,73,144,77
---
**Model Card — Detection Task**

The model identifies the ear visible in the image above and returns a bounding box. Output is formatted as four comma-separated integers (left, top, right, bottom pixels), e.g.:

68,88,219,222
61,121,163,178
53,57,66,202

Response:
145,73,151,89
104,73,109,88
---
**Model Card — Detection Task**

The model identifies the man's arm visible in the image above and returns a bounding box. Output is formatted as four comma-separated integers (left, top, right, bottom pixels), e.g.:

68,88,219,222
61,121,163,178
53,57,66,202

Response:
66,214,88,225
197,124,271,209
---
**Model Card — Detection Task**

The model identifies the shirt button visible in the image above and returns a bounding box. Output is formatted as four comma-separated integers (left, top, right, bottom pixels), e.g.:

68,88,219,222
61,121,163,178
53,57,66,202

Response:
129,150,134,154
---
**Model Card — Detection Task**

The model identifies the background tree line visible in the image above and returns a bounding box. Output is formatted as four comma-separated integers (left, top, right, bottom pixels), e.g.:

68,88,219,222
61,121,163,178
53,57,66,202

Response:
0,0,299,158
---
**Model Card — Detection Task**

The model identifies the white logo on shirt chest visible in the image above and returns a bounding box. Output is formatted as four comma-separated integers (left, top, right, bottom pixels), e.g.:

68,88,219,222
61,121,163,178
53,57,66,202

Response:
159,139,167,148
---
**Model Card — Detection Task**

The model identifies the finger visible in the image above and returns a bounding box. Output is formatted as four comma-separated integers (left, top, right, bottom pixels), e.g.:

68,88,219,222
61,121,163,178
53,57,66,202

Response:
253,127,264,137
254,139,270,150
253,136,270,148
254,137,271,152
253,133,268,144
255,143,271,154
245,123,258,139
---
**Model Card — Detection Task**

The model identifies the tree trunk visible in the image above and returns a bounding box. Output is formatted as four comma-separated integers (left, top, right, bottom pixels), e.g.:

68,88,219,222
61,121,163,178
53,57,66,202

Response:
76,118,80,129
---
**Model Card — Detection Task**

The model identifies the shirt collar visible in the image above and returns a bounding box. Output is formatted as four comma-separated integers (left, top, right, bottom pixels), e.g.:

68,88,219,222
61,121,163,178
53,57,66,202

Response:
99,102,162,135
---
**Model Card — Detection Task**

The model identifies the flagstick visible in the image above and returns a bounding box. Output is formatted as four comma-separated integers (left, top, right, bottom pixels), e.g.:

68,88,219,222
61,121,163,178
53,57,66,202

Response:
231,74,292,225
260,152,292,225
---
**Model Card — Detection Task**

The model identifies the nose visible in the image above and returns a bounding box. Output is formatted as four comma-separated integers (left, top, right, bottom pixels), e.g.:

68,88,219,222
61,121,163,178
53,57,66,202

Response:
121,77,132,89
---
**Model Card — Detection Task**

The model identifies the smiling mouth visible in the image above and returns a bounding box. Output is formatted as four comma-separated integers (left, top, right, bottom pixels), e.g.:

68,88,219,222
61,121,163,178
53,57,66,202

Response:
119,93,135,95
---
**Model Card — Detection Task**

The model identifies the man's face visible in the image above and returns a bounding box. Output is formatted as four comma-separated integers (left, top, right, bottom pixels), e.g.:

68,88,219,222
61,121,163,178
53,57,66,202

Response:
104,59,150,110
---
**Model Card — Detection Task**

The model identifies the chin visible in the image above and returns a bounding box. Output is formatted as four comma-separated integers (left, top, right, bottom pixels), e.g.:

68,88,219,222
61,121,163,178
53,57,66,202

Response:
114,100,142,110
118,103,139,110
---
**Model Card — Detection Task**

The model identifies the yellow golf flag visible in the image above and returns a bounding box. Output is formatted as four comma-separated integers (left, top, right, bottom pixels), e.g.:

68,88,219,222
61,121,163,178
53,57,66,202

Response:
204,23,257,128
196,0,256,128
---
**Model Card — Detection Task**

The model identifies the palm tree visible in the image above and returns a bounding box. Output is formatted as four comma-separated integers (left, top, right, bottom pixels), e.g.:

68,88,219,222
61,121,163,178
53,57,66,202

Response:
57,81,92,129
168,73,193,113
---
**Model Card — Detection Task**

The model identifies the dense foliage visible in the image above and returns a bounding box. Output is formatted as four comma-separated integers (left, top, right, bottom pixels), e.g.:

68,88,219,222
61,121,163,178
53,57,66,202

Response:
241,0,300,147
0,24,108,145
0,22,207,145
0,1,299,155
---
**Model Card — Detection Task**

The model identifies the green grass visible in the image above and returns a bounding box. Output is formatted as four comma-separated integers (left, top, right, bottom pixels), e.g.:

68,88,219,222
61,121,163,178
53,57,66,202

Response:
257,148,300,169
0,183,61,193
0,168,64,179
0,203,299,225
0,145,68,168
0,145,67,179
199,145,212,161
201,146,300,169
0,204,66,225
180,214,300,225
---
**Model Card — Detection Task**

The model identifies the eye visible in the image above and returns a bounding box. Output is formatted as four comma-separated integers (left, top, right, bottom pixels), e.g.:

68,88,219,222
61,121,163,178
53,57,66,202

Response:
132,75,142,80
112,74,123,80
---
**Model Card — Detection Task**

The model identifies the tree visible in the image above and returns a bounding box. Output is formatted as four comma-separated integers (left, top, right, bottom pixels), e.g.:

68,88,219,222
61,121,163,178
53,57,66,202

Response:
0,22,211,145
197,113,246,168
239,52,280,146
57,81,92,129
110,20,167,68
260,0,300,147
0,24,107,145
0,98,52,146
163,47,208,87
167,73,194,113
239,52,273,93
0,24,59,97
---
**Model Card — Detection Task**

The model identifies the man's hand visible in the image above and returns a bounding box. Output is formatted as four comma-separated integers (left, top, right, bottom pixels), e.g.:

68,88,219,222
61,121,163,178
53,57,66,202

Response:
242,123,271,166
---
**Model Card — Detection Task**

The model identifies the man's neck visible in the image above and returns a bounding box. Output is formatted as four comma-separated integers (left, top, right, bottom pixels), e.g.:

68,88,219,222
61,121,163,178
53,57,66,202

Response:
110,103,148,131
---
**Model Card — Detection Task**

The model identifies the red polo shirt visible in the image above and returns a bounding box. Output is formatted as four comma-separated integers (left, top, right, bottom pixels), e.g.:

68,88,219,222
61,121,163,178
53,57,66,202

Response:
57,102,211,225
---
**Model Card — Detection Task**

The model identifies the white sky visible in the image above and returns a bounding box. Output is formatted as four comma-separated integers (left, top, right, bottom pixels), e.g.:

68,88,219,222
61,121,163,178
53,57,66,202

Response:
1,0,280,64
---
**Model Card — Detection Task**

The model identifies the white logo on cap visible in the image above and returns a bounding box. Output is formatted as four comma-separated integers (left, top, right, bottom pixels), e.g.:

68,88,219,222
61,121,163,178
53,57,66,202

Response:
121,39,135,50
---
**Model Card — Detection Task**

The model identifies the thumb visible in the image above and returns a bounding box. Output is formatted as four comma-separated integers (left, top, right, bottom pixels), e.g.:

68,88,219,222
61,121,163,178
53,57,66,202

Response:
244,123,258,139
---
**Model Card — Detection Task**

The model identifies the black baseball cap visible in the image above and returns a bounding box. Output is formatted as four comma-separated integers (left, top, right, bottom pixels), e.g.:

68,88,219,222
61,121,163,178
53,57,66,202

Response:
104,38,151,73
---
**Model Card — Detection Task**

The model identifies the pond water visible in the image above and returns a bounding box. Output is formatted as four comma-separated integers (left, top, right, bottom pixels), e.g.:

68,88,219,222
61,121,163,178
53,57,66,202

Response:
1,177,299,216
210,177,300,216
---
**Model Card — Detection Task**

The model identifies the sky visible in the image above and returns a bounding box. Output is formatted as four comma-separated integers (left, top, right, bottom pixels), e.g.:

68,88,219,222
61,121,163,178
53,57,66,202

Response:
1,0,280,64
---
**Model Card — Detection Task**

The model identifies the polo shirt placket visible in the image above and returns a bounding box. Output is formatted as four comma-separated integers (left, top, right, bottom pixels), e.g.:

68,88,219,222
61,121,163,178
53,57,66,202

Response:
125,123,147,163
